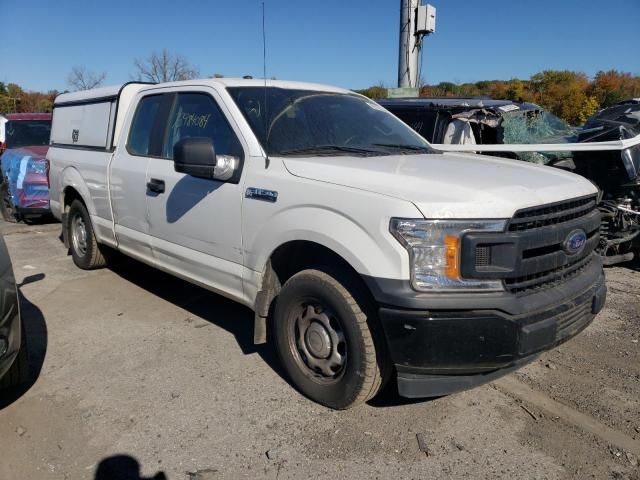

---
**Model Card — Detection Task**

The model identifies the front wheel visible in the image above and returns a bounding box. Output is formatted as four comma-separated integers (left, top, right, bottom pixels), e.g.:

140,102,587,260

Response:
274,268,389,409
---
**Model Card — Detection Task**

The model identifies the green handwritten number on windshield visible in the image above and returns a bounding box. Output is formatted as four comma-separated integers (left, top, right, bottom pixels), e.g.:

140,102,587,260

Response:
174,113,212,130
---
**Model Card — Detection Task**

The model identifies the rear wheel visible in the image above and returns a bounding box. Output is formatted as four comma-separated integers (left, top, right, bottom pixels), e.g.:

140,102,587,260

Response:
274,268,389,409
68,200,108,269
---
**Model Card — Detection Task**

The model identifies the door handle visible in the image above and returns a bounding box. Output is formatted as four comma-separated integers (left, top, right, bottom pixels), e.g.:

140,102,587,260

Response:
147,178,165,194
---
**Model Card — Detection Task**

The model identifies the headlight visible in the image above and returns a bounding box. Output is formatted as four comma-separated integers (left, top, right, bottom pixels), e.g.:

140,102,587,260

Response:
390,218,507,292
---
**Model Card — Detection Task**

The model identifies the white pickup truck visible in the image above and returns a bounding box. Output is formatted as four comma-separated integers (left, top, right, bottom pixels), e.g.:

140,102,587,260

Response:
48,79,606,409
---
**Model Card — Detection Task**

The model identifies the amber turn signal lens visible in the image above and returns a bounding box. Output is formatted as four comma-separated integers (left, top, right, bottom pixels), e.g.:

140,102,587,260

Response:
444,235,460,279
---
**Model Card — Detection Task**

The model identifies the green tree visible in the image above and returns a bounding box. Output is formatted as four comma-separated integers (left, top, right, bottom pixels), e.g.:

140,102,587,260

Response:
528,71,592,125
505,79,528,102
354,86,387,99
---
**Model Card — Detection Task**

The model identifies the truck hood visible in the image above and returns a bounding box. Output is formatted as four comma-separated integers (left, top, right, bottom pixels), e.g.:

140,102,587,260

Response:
281,152,598,218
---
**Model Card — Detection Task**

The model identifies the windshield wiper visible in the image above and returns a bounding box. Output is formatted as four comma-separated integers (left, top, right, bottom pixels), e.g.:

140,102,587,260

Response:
277,145,384,156
372,143,431,153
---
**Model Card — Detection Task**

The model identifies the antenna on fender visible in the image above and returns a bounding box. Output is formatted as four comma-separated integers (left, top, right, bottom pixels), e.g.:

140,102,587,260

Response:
262,1,270,165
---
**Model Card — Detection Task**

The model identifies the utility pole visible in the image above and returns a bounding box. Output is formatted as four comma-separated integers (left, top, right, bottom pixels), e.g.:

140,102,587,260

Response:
398,0,419,88
397,1,436,89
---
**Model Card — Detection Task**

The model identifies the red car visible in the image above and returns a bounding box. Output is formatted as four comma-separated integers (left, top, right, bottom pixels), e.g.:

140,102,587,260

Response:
0,113,52,223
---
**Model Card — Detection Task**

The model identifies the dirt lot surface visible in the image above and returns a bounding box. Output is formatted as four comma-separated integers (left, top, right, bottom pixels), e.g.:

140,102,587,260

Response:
0,219,639,480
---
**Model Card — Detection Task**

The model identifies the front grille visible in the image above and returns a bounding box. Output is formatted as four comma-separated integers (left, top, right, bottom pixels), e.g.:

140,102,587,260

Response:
463,195,601,296
508,195,597,232
505,254,594,295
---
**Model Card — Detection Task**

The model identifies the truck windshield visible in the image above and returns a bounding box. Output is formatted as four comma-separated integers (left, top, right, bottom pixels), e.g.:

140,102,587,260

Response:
228,87,432,156
5,120,51,149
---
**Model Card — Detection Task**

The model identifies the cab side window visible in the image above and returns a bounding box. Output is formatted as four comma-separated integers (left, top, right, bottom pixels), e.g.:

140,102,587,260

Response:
163,93,243,160
127,94,173,157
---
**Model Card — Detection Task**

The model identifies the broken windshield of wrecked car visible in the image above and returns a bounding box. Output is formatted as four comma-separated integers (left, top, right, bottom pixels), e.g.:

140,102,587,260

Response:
500,109,576,145
497,107,638,164
227,87,432,156
498,109,578,164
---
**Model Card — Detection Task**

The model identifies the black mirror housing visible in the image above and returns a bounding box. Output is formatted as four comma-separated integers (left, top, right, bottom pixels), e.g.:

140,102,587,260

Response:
173,137,217,179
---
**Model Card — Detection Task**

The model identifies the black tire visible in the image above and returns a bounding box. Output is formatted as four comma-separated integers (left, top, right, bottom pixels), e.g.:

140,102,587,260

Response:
274,268,390,409
0,236,28,389
67,199,108,269
0,322,28,390
0,180,19,223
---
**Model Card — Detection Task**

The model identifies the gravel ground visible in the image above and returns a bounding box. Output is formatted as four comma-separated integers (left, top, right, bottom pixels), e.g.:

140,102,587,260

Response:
0,219,638,480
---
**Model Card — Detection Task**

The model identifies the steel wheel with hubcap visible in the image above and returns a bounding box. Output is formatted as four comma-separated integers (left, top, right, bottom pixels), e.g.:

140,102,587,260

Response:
291,302,347,382
274,267,389,409
71,214,88,258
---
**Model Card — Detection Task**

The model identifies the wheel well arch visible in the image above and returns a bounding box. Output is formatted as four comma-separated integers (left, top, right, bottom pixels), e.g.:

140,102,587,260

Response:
270,240,360,286
62,186,84,209
60,186,86,248
253,240,376,344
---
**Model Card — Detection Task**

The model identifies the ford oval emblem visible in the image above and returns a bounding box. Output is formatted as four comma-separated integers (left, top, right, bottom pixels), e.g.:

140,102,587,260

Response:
563,229,587,255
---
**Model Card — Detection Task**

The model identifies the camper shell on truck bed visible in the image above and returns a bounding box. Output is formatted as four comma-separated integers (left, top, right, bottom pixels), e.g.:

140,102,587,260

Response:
51,82,153,152
48,79,606,410
49,83,152,242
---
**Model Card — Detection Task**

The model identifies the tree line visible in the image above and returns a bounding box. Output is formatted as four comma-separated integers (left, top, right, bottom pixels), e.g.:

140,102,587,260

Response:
356,70,640,125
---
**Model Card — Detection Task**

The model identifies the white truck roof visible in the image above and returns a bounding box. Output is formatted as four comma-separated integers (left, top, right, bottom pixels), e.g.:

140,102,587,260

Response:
51,79,354,150
53,78,351,107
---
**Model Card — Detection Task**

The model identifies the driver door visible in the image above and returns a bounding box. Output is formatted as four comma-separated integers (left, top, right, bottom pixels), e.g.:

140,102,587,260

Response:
145,88,247,300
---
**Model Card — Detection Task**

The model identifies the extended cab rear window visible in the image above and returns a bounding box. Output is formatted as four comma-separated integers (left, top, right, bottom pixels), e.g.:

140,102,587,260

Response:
127,95,170,157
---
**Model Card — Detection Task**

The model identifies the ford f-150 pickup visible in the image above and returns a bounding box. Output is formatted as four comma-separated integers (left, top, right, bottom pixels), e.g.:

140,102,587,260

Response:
47,79,606,409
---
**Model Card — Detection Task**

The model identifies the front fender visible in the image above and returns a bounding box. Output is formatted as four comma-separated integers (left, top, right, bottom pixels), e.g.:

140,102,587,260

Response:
243,192,422,287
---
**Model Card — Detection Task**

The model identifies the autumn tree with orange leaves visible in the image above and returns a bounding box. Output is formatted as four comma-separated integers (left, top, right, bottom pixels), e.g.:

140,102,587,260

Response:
358,69,640,125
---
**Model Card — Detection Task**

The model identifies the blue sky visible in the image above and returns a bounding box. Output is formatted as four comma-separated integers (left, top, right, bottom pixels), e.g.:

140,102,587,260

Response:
1,0,639,92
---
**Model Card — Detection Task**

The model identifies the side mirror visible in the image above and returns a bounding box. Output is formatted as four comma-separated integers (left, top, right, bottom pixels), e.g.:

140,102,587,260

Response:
173,137,240,181
173,137,217,179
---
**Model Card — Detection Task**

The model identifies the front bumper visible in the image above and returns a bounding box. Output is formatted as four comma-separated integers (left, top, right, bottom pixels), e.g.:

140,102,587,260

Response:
365,256,606,398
